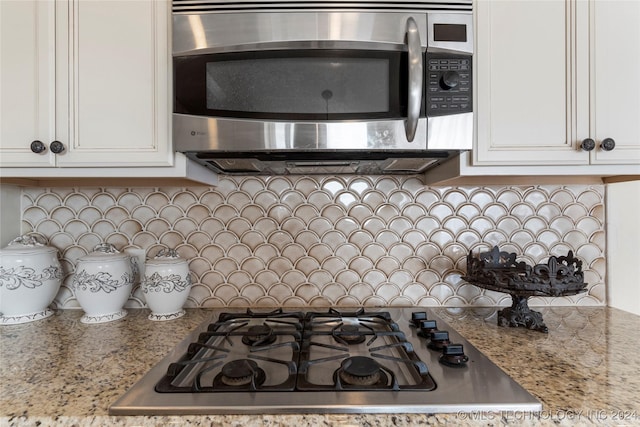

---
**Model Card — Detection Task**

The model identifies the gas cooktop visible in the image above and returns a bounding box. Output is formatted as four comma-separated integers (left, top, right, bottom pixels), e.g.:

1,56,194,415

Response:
110,307,541,414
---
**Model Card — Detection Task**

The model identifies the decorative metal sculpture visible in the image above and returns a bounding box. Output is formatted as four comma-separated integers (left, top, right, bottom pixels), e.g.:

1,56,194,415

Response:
463,246,588,333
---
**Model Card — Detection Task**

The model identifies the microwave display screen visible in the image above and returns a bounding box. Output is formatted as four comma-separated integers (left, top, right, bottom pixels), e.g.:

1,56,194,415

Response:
433,24,467,42
205,58,389,115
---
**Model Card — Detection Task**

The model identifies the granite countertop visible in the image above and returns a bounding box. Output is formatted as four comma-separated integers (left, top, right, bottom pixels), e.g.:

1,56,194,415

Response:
1,307,640,426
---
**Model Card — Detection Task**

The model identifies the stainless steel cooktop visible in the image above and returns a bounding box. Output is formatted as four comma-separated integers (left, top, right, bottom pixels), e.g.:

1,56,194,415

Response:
110,307,541,415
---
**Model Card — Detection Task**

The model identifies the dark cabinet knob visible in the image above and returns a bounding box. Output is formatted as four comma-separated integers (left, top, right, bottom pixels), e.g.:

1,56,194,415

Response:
601,138,615,151
49,140,65,154
30,140,46,153
580,138,595,151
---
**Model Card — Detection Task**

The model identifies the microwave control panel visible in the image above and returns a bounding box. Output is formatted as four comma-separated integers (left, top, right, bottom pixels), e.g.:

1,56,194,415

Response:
425,54,472,117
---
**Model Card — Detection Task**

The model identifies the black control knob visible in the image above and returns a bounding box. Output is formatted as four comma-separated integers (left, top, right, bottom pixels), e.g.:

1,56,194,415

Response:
427,330,451,351
50,140,65,154
411,312,428,327
440,71,460,90
30,140,46,153
440,343,469,367
601,138,615,151
417,320,438,338
580,138,596,151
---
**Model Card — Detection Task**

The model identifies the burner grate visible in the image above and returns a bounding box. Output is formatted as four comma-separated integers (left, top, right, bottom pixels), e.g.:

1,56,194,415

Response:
155,309,303,393
297,308,436,391
155,308,436,393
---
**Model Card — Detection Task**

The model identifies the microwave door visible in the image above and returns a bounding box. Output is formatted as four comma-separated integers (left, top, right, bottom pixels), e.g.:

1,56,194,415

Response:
172,48,428,152
172,12,435,154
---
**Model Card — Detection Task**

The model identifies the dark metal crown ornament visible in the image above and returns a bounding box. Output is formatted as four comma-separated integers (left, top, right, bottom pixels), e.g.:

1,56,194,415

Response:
463,246,588,333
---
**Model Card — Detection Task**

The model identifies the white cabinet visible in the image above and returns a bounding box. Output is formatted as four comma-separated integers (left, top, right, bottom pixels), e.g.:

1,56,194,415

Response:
0,1,56,167
55,0,172,167
1,0,172,168
472,0,640,168
590,0,640,165
0,1,216,185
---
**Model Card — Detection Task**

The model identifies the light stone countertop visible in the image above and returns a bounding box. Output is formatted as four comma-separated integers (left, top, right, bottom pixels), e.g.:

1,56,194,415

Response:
1,307,639,427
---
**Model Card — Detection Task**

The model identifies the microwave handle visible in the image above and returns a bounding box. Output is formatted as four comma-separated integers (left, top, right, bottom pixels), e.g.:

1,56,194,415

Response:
404,17,423,143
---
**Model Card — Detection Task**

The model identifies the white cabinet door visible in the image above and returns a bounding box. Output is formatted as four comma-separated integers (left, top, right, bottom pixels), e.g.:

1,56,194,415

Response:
0,0,56,167
590,0,640,164
1,0,171,169
474,0,589,165
474,0,640,168
55,0,172,167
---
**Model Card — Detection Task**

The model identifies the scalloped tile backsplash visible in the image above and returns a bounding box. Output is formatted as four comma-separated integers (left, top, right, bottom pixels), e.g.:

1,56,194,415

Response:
20,176,605,308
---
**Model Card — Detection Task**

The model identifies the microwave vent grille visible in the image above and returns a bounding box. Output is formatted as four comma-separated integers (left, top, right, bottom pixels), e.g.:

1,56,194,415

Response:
172,1,472,13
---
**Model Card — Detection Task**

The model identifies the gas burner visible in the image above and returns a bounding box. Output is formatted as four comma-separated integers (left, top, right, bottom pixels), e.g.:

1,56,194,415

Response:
334,324,366,345
336,356,388,387
242,324,276,346
215,359,266,387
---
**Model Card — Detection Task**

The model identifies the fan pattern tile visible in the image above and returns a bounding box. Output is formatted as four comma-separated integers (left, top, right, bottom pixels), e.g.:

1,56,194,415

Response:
20,177,606,309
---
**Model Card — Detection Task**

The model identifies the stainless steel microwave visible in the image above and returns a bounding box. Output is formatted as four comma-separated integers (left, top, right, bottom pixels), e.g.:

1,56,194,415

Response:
172,1,473,175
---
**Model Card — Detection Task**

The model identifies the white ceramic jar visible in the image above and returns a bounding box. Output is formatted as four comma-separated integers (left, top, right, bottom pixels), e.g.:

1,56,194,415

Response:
142,249,191,321
0,234,63,324
72,243,133,324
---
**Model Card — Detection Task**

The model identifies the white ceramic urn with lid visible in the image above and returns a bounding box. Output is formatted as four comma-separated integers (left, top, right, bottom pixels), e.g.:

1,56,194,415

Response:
142,248,191,321
72,243,133,324
0,234,63,324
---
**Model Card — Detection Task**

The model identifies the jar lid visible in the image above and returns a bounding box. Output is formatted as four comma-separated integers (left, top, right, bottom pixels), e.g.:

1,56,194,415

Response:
146,248,186,265
78,243,129,262
0,234,58,255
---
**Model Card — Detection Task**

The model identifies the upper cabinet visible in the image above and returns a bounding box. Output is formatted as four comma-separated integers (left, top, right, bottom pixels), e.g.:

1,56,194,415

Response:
428,0,640,182
0,0,172,168
1,1,56,167
474,0,640,167
474,0,587,165
0,1,216,186
589,0,640,165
